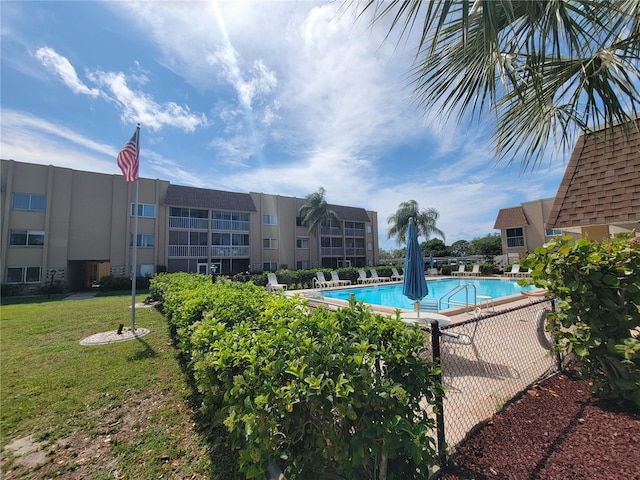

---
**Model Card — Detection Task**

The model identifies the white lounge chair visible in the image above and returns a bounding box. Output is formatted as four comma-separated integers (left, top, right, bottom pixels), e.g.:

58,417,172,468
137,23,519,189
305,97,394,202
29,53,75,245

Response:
505,264,521,277
464,264,481,277
266,273,287,291
390,267,404,281
451,264,466,276
357,269,375,284
370,269,391,282
314,271,337,288
517,268,533,278
330,271,351,286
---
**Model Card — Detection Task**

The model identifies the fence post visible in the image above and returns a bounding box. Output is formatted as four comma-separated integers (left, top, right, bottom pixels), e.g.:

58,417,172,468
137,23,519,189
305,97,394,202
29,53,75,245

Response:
430,319,447,467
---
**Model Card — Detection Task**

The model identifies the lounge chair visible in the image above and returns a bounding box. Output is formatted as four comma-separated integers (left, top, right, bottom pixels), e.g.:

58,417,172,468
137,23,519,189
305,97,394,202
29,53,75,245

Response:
357,269,375,284
370,269,391,282
266,273,287,292
517,268,533,278
314,271,337,288
451,264,466,276
505,264,520,277
330,271,351,286
464,264,481,277
390,267,404,281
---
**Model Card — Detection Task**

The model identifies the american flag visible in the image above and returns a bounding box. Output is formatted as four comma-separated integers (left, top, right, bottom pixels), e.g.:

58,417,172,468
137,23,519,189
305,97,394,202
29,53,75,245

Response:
117,128,139,182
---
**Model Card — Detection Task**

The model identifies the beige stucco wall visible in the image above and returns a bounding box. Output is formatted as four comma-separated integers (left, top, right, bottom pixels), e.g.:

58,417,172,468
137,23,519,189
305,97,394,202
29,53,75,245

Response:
3,159,379,288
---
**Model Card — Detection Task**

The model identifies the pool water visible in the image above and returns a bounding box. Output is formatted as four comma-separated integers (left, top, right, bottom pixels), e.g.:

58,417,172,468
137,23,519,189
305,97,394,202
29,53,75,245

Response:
321,278,534,310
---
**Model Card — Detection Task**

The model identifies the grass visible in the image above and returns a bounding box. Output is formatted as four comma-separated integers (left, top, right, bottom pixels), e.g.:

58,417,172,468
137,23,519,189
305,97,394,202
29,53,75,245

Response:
1,292,239,479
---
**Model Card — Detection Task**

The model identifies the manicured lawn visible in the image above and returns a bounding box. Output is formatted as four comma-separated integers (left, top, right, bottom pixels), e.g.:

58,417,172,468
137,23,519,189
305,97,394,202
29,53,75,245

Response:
1,293,238,479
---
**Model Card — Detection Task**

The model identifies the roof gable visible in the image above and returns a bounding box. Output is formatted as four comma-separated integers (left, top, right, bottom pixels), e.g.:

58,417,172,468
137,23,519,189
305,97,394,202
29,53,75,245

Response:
329,204,371,223
548,120,640,229
493,206,529,229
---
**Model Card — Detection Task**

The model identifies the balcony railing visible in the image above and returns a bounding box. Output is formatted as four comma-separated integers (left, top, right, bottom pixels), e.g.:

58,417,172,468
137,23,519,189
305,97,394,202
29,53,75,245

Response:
168,245,209,257
211,246,250,257
321,247,344,256
345,247,365,256
169,216,209,230
506,237,525,248
344,228,365,237
212,219,250,231
320,227,342,236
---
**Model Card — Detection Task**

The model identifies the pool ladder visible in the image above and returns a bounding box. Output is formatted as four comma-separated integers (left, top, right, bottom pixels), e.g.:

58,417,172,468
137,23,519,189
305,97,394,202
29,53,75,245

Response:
439,284,478,311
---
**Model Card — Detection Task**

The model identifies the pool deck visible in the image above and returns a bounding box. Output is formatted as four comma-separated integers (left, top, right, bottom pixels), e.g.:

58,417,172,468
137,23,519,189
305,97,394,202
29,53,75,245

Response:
290,274,538,324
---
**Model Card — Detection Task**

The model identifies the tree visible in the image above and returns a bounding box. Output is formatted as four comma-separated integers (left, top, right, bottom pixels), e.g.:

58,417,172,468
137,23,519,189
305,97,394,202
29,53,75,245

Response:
387,200,445,244
298,187,342,265
360,1,640,169
422,238,451,257
469,233,503,257
450,239,470,257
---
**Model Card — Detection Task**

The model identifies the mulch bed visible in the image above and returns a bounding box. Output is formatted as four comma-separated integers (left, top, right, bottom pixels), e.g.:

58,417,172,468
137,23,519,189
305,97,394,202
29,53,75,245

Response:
440,370,640,480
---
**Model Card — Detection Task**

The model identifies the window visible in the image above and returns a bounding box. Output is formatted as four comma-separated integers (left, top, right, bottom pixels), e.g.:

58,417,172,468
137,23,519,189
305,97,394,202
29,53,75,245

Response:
263,238,278,249
296,237,309,249
190,231,208,246
130,234,155,247
545,229,562,237
296,260,310,270
506,228,524,247
263,262,278,272
169,230,188,245
137,264,155,277
366,225,372,234
9,230,45,246
12,193,46,211
7,266,41,283
263,214,277,225
368,242,373,251
131,203,156,218
296,216,308,227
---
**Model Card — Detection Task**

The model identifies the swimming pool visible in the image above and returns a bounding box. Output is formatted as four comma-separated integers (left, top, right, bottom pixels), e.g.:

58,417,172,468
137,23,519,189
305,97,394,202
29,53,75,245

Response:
321,278,534,310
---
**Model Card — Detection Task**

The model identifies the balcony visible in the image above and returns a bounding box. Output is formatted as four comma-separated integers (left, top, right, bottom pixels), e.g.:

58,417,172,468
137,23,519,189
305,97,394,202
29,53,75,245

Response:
168,245,209,257
169,216,209,230
212,219,250,231
321,247,344,256
506,237,525,248
211,246,250,257
345,247,365,256
320,226,342,236
344,228,365,237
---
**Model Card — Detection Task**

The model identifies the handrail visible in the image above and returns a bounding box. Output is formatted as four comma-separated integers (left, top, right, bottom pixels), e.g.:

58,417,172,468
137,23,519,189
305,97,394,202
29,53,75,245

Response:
439,284,477,311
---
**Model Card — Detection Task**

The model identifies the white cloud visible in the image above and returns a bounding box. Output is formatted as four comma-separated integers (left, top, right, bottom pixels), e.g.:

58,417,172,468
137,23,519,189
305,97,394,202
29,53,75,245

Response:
87,70,208,132
34,46,100,97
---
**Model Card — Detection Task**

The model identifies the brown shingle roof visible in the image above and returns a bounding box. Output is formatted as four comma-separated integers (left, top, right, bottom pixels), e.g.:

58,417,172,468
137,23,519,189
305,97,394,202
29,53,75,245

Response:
164,185,256,212
547,120,640,229
329,204,371,223
493,206,529,229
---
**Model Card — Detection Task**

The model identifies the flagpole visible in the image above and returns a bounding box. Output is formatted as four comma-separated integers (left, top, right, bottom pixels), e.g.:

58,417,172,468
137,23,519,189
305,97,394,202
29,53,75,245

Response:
130,124,140,333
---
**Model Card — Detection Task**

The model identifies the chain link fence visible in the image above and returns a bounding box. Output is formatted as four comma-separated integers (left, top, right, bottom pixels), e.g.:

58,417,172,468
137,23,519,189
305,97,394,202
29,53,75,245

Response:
427,297,561,462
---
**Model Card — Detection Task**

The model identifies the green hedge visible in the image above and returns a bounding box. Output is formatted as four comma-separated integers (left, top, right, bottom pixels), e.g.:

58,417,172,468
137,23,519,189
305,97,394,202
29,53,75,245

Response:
151,274,442,478
523,234,640,409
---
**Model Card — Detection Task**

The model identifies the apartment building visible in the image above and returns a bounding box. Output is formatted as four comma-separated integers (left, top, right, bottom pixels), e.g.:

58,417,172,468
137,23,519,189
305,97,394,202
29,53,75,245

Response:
1,159,379,291
493,198,562,256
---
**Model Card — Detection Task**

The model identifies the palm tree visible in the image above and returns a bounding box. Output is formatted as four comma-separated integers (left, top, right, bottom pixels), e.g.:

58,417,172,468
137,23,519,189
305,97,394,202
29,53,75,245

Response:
387,200,445,244
358,0,640,169
298,187,342,266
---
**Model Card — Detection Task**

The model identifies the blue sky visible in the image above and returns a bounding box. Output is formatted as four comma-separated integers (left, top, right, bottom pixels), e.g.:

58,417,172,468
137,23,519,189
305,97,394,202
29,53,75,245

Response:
1,1,569,250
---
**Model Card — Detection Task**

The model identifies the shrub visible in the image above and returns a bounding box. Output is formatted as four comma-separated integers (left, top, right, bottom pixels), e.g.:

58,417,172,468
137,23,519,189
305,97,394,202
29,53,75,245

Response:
151,274,442,478
523,234,640,409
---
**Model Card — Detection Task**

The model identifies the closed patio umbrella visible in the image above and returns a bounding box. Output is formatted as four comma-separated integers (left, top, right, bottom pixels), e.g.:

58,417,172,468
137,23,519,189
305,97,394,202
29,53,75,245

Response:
403,218,428,316
429,253,434,269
